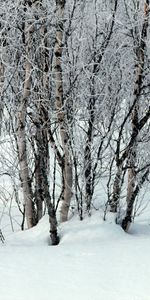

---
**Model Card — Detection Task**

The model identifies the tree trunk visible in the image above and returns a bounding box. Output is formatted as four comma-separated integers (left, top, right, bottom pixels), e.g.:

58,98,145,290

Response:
126,108,138,206
40,103,60,244
122,0,149,231
17,61,35,228
122,169,149,231
34,126,45,222
30,0,60,242
110,164,122,212
0,62,4,135
84,95,95,214
54,0,73,222
17,3,35,228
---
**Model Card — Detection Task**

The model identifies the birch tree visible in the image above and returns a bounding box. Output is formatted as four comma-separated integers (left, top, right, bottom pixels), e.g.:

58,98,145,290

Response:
16,2,36,228
122,0,150,231
54,0,73,222
109,0,150,218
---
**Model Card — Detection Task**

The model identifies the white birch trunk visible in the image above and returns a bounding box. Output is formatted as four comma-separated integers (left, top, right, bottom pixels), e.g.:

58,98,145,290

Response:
17,60,34,228
54,0,73,222
0,62,4,134
17,10,35,229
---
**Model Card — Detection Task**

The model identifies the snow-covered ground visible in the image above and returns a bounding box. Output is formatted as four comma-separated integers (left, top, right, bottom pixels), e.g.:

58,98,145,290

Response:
0,211,150,300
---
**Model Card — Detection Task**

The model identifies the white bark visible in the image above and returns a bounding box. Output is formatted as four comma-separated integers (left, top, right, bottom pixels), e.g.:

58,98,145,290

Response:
0,62,4,134
17,9,35,229
54,0,73,222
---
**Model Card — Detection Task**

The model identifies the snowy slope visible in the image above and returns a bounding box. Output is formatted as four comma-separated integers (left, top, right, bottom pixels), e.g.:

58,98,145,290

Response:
0,213,150,300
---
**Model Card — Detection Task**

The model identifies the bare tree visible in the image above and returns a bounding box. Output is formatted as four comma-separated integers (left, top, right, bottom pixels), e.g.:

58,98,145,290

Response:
110,0,150,217
54,0,73,222
16,1,36,228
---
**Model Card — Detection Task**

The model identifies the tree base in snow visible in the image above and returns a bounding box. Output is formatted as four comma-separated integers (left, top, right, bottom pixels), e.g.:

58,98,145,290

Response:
121,216,132,232
50,230,60,246
0,229,5,243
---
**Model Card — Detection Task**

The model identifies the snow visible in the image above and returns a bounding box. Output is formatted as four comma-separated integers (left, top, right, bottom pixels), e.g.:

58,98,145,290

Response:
0,212,150,300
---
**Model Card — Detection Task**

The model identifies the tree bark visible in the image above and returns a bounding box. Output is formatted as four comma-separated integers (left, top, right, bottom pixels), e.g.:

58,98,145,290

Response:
122,0,149,231
17,62,35,228
110,164,122,212
0,61,4,135
54,0,73,222
122,169,149,231
17,3,35,228
84,88,95,214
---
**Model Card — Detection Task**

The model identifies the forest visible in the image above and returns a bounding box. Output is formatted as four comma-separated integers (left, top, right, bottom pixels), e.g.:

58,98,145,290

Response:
1,1,150,300
0,0,150,242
